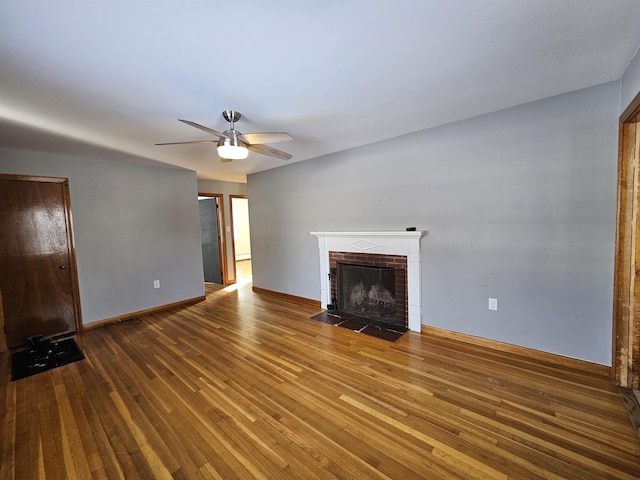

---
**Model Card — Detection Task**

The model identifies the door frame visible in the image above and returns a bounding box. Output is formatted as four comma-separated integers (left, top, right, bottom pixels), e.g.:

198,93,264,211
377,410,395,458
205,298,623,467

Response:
198,193,229,285
229,194,250,283
613,90,640,388
0,174,83,352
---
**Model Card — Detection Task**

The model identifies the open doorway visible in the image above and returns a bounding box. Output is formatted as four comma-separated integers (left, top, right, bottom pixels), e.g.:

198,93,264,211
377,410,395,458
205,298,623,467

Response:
230,195,252,285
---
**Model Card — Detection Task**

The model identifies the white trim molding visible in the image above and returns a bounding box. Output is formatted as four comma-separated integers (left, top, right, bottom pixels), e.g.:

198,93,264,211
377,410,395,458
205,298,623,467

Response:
310,231,426,332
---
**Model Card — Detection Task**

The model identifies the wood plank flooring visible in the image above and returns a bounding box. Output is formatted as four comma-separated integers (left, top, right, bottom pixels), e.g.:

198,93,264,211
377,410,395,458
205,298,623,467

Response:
1,282,639,479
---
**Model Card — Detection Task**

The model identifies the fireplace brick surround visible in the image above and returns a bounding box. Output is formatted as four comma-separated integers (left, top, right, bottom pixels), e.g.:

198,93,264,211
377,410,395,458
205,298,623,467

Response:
310,231,426,332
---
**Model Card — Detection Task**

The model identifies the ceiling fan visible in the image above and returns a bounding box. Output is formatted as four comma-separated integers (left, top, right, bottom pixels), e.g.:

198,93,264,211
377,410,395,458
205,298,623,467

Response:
156,110,293,162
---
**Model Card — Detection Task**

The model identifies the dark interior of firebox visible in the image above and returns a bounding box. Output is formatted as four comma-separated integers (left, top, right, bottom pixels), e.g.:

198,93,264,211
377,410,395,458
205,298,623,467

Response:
337,263,402,329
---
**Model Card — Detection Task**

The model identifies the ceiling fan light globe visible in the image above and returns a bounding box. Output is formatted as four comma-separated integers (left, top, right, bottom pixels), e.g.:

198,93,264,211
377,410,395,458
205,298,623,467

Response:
217,144,248,160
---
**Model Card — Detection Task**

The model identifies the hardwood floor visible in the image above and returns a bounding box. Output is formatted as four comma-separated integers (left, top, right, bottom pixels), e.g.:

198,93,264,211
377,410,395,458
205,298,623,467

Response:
1,282,638,479
235,259,252,285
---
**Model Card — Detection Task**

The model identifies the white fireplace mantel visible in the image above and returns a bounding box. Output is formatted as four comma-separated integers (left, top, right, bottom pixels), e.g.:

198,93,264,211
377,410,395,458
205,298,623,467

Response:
310,230,426,332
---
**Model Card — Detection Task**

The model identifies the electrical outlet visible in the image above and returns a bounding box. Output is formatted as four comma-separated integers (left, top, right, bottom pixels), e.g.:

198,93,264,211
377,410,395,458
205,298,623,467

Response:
488,298,498,311
153,280,160,289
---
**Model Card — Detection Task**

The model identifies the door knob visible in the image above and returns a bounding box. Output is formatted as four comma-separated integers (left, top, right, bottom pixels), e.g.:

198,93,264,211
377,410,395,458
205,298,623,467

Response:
59,265,67,270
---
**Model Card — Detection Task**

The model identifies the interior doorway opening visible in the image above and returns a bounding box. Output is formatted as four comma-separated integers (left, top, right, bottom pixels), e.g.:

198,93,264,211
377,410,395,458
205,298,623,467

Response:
230,195,252,285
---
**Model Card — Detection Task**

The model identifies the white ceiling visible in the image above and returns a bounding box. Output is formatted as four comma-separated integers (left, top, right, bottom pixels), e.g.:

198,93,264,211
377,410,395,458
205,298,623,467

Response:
1,1,639,183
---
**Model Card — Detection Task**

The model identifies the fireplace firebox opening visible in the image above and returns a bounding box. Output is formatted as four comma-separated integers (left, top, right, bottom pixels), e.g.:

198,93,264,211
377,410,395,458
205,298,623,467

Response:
328,251,408,332
337,263,398,325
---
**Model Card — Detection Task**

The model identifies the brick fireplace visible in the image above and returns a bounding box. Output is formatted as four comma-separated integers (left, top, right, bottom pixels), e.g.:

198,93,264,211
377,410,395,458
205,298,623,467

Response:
310,231,426,332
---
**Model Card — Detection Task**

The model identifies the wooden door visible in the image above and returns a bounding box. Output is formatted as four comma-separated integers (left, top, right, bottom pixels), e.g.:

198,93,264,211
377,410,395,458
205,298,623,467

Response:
198,197,223,284
0,175,81,349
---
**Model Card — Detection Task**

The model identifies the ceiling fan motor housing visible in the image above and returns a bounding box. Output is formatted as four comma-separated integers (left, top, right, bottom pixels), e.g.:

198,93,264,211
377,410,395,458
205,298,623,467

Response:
218,129,246,148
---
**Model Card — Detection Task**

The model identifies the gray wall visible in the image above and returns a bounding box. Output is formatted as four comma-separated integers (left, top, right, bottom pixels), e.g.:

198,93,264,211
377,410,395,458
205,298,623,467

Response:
0,148,204,325
621,47,640,113
248,81,620,365
197,179,248,280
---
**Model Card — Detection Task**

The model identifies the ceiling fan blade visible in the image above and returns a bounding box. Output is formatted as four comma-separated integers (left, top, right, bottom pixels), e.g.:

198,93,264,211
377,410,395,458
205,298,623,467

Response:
220,157,233,163
247,143,292,160
238,132,292,144
178,119,229,139
156,140,217,145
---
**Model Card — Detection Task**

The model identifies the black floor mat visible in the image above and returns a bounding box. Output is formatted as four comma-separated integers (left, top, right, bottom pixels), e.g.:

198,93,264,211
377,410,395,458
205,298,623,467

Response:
11,338,85,381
